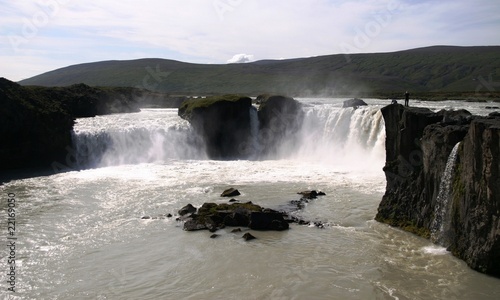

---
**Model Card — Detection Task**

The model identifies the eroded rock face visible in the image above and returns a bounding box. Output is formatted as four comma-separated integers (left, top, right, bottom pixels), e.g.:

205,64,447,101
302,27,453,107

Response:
450,118,500,276
257,95,304,158
178,95,254,159
0,78,145,171
375,103,500,277
0,78,74,170
178,94,305,160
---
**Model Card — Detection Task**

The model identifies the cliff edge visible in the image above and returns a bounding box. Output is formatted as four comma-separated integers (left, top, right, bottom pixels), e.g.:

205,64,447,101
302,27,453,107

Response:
375,103,500,276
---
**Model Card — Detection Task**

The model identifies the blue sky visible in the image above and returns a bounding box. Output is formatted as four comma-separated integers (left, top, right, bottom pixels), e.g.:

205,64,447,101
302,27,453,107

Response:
1,0,499,81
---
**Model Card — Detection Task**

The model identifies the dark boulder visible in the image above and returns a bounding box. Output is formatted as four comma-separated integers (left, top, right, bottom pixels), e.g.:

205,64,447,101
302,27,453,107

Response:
221,188,241,197
223,211,250,227
249,211,289,231
242,233,257,241
297,190,325,199
184,217,208,231
178,204,197,216
342,98,367,108
197,202,218,215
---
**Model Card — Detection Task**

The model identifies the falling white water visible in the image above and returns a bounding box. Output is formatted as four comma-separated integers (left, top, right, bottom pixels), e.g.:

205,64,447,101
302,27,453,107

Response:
72,109,206,167
431,142,461,246
290,105,386,172
70,105,386,173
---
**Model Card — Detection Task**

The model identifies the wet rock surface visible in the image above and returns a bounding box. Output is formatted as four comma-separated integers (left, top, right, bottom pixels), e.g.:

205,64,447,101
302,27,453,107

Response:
376,103,500,277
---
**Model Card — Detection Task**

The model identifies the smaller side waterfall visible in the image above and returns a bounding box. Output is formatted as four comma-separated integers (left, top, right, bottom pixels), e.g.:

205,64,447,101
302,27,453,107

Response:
431,142,461,246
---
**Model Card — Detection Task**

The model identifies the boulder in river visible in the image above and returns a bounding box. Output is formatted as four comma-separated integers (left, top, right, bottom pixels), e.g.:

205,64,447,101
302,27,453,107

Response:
178,203,197,216
221,188,241,197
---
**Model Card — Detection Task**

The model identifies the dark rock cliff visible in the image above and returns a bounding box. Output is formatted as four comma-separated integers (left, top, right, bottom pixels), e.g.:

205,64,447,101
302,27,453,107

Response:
178,95,255,159
1,78,74,170
450,118,500,276
257,95,304,158
376,103,500,277
0,78,149,172
178,94,304,160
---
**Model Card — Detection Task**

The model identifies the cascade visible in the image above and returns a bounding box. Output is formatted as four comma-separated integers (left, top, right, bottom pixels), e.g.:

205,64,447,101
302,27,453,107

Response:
292,105,386,171
71,109,206,168
70,105,387,171
430,142,461,246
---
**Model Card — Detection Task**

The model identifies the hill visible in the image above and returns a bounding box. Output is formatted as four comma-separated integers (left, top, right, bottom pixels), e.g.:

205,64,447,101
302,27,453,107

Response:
19,46,500,96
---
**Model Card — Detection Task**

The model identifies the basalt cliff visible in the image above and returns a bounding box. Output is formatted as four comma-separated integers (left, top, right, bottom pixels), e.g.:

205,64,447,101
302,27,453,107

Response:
376,104,500,277
0,78,178,173
178,94,303,160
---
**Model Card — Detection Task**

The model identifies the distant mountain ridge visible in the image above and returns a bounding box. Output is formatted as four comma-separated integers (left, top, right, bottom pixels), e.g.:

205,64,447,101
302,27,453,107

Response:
19,46,500,95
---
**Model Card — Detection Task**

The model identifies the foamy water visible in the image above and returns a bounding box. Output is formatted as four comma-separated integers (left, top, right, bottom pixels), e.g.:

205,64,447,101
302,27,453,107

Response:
1,98,499,299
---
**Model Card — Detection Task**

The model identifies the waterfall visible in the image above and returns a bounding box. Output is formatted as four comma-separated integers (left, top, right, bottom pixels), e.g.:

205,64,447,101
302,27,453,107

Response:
431,142,461,246
71,109,206,168
291,105,386,171
69,106,387,171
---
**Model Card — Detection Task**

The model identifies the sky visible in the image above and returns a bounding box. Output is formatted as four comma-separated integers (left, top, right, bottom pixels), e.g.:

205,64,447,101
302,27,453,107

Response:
1,0,499,81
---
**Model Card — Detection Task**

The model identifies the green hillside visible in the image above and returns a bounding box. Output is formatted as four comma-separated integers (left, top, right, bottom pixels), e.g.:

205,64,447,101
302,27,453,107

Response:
19,46,500,96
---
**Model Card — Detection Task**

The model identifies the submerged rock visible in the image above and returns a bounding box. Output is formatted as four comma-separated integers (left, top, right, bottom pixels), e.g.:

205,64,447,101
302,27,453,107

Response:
242,233,256,241
297,190,326,199
221,188,241,197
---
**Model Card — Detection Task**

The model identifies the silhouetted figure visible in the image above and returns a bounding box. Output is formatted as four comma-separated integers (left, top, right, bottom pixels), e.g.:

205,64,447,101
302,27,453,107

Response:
404,91,410,107
391,99,398,104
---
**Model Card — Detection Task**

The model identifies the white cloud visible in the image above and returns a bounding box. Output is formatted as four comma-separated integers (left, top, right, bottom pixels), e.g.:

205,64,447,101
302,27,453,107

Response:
227,53,254,63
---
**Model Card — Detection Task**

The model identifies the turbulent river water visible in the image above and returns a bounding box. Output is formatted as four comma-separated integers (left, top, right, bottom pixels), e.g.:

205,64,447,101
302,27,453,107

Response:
1,98,499,299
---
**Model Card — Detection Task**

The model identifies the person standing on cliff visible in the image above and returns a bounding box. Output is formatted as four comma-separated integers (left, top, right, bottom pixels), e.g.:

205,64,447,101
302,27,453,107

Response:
404,91,410,107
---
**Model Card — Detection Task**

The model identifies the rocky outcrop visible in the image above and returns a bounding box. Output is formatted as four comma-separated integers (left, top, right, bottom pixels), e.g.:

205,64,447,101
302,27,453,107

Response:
0,78,148,172
178,95,254,159
257,95,304,158
376,103,500,277
342,98,367,108
178,94,305,159
450,118,500,276
0,78,74,170
180,202,289,232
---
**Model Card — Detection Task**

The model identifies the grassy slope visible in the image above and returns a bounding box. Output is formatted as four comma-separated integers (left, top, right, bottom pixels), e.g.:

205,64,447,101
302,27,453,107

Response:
19,46,500,96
